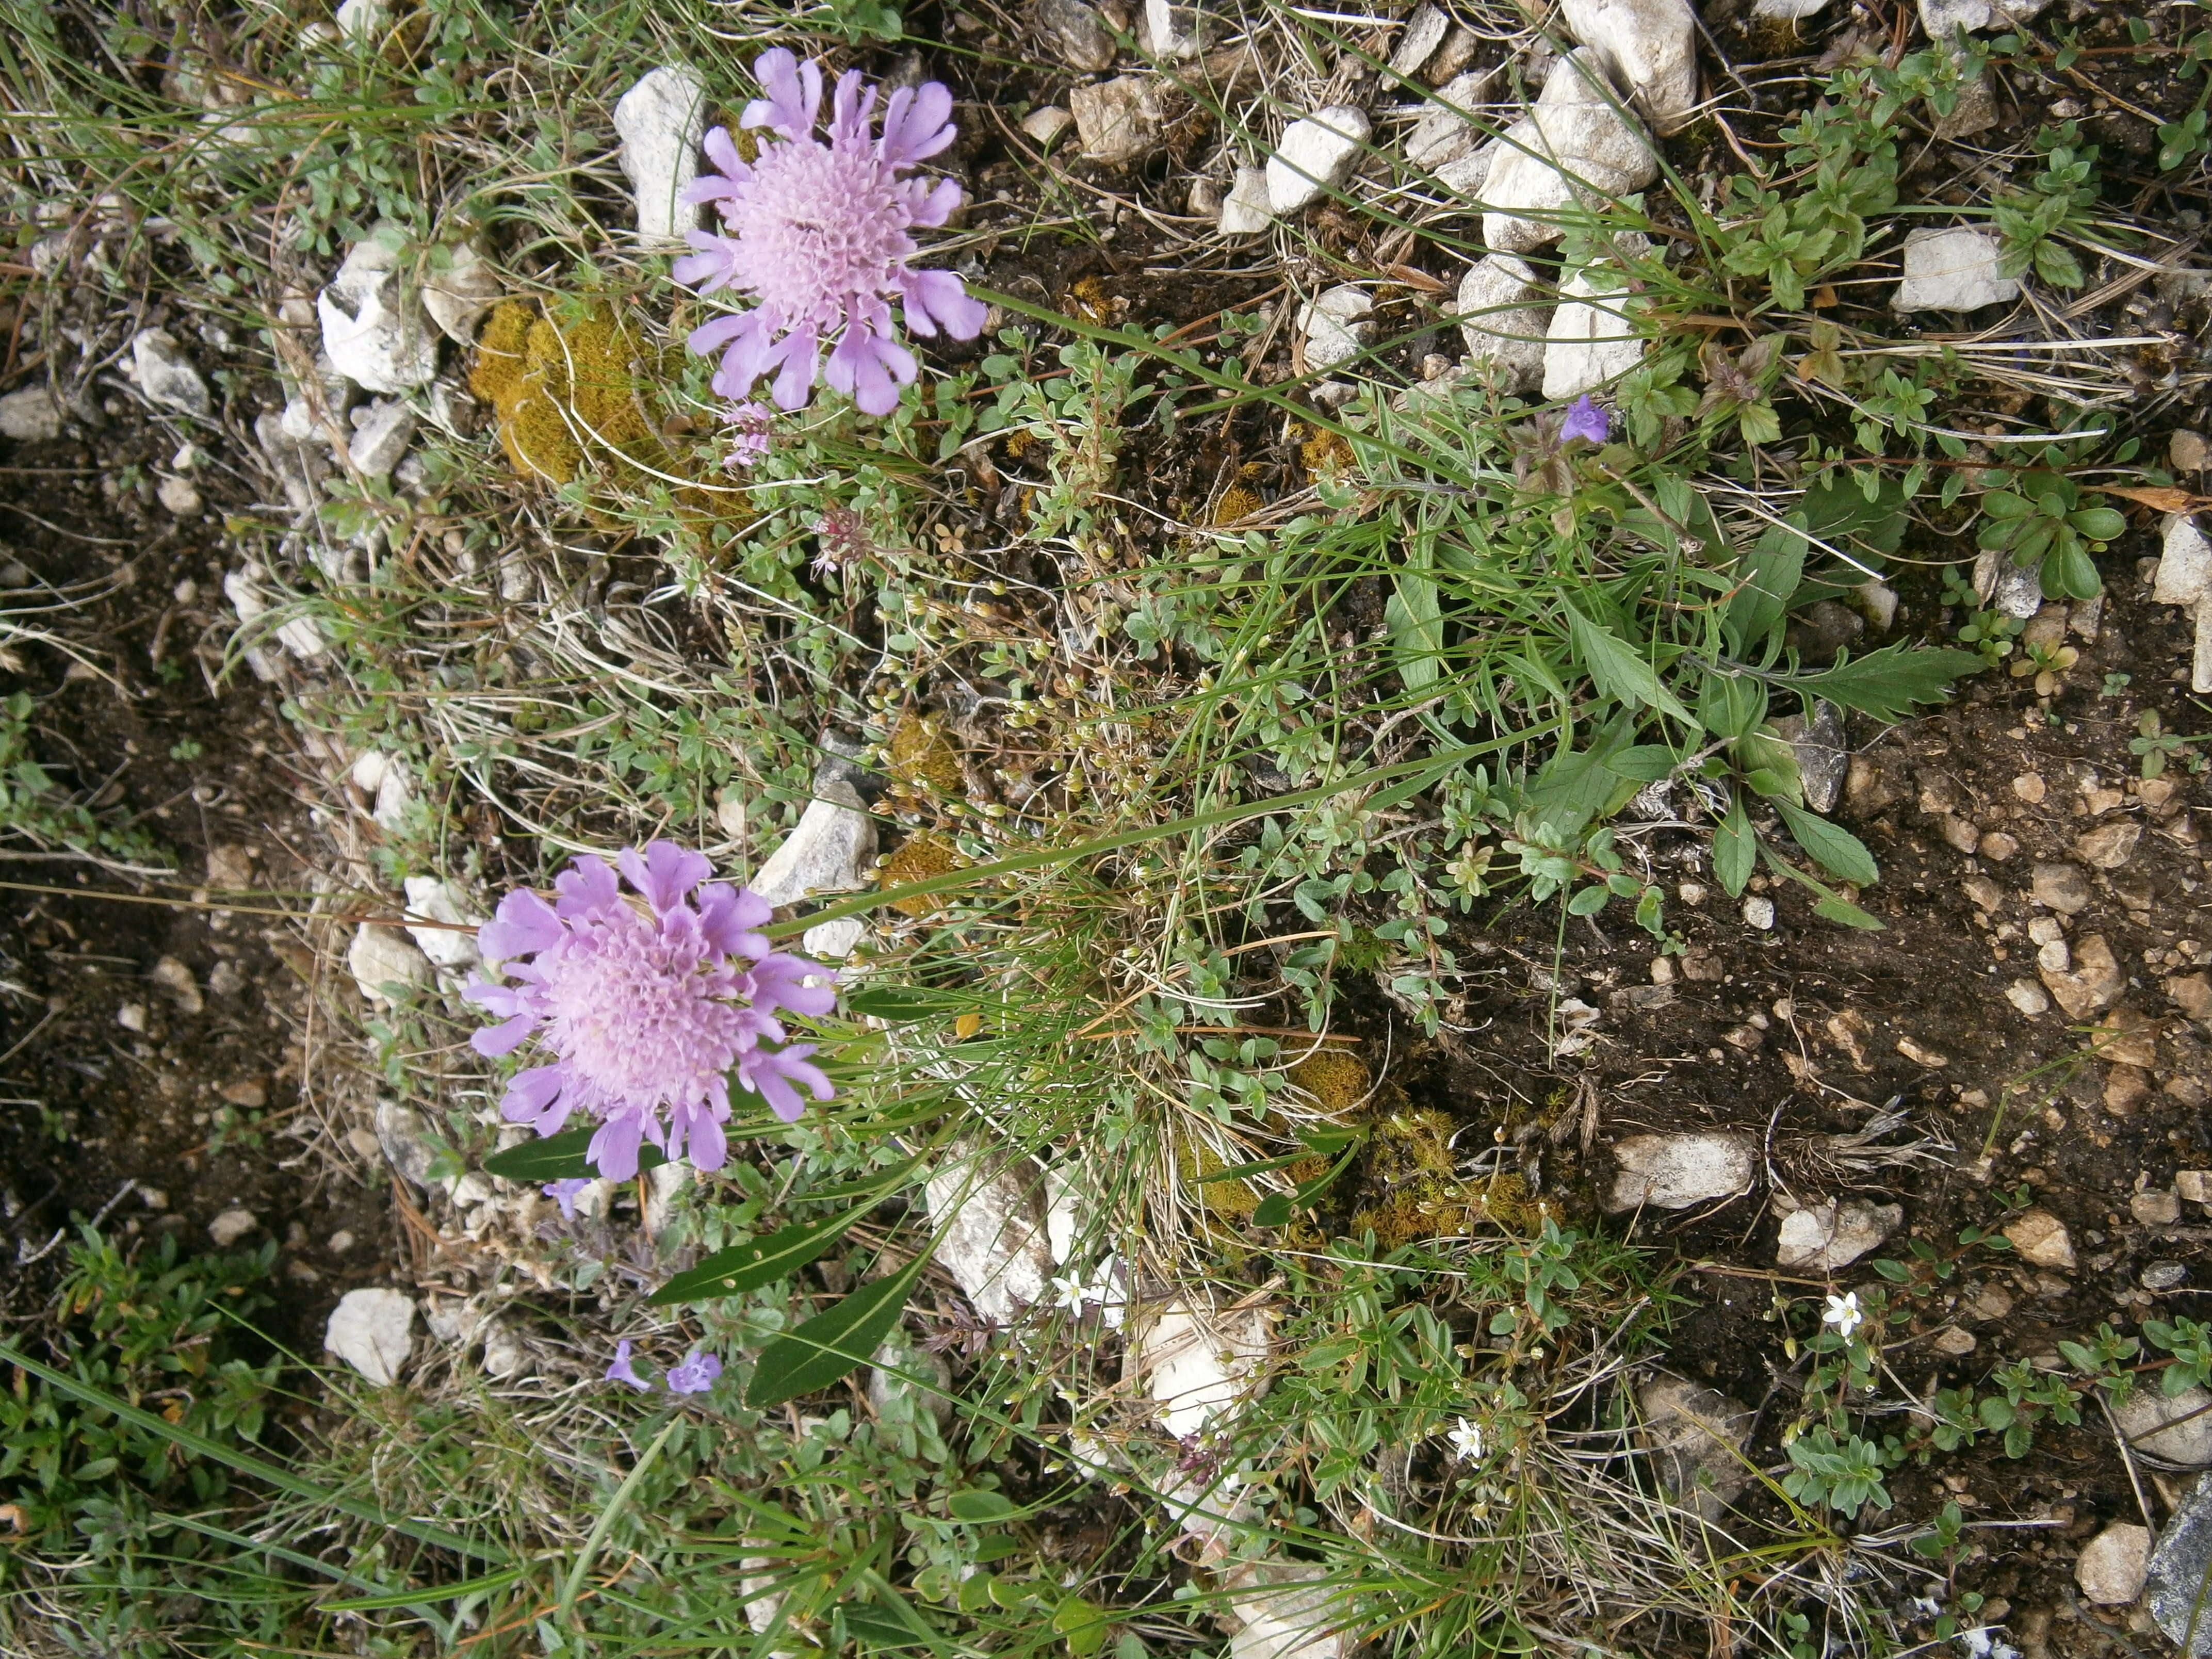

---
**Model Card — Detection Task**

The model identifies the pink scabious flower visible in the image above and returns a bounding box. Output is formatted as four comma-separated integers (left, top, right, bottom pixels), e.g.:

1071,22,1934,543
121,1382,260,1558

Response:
464,841,837,1181
673,48,988,418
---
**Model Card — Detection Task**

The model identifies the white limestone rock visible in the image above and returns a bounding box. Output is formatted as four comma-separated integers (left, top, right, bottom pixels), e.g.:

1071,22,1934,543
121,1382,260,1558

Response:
1893,225,2019,313
1481,51,1658,253
334,0,391,38
614,67,708,246
2075,1522,2152,1606
1139,1296,1274,1438
1455,253,1549,390
1559,0,1700,135
348,923,429,1004
1035,0,1118,73
402,874,483,973
1298,285,1374,375
319,235,440,395
923,1154,1055,1324
1774,1197,1902,1273
1140,0,1202,58
0,386,64,442
1071,75,1168,165
749,780,877,908
129,329,212,418
1020,105,1074,146
421,241,502,345
347,398,416,477
1640,1375,1754,1520
803,915,867,959
1435,140,1497,198
1265,106,1371,214
1752,0,1829,17
1920,0,2047,37
208,1208,259,1247
325,1288,416,1386
1219,1559,1348,1659
1543,256,1645,398
2157,514,2212,606
1606,1131,1757,1211
2117,1382,2212,1465
1219,166,1274,235
1405,70,1491,170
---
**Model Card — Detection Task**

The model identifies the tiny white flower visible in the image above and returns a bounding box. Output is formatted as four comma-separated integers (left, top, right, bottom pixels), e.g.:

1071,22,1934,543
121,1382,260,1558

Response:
1445,1417,1485,1461
1823,1291,1863,1340
1049,1274,1088,1314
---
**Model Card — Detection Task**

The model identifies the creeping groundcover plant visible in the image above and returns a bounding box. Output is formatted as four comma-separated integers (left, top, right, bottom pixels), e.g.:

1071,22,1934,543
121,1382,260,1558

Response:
677,48,986,419
466,841,837,1179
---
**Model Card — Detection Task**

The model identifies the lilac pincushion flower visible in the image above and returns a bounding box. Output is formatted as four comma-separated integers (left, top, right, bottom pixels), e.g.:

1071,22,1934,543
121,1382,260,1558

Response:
666,1347,723,1395
465,841,837,1181
1560,394,1611,445
674,49,987,417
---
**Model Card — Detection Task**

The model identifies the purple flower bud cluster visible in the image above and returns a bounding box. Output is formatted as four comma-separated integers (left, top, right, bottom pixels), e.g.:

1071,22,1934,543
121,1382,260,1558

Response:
675,50,987,418
466,842,836,1181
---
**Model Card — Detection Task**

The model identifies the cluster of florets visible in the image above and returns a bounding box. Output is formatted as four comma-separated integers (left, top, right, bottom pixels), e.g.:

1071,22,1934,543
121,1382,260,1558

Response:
674,49,986,421
466,841,835,1181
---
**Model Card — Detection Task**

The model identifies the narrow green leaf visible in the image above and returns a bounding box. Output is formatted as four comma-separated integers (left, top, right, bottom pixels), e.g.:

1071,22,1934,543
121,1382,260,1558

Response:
845,987,951,1021
1814,894,1885,931
746,1256,928,1408
1385,572,1444,693
1774,800,1879,886
1775,644,1982,724
649,1207,872,1306
326,1566,531,1613
483,1126,665,1183
1604,745,1680,783
1714,798,1755,897
1725,517,1808,655
1563,601,1696,728
947,1490,1020,1523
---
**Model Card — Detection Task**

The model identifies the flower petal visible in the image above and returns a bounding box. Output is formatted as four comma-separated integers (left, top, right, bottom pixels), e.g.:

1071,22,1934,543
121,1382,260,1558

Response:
768,326,821,411
901,268,987,341
554,855,621,918
696,882,773,959
478,888,563,964
587,1112,648,1182
620,841,713,915
878,80,956,167
471,1010,540,1059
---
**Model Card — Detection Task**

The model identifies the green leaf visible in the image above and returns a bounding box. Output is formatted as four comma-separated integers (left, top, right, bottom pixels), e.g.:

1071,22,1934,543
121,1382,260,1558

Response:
326,1566,531,1613
1725,516,1808,655
1566,884,1610,916
1054,1597,1111,1657
1563,601,1696,728
481,1126,668,1183
649,1207,872,1306
745,1255,929,1408
947,1490,1021,1523
1776,644,1983,724
1774,801,1879,886
1714,797,1755,897
1386,572,1445,693
845,987,951,1021
1813,894,1884,930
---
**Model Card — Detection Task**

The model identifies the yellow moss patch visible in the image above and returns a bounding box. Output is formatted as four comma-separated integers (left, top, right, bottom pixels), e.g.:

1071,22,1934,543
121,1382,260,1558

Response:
889,712,964,795
1286,1048,1369,1115
881,832,961,917
467,300,669,490
1177,1134,1259,1217
1299,426,1355,481
1211,485,1263,526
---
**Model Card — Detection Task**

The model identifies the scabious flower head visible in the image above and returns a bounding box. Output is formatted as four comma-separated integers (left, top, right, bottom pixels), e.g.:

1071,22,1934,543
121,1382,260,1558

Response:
674,49,988,418
666,1347,723,1395
465,841,837,1181
1560,394,1611,445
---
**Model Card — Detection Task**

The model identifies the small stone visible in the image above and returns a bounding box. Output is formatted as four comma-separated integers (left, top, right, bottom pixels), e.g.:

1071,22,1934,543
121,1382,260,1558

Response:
1962,873,2005,913
2040,933,2123,1019
1139,1297,1274,1438
2156,515,2212,607
334,0,389,37
1070,74,1168,165
2031,861,2092,915
2170,973,2212,1022
346,399,416,477
319,235,439,395
1139,0,1201,57
1034,0,1118,72
1893,226,2020,313
2143,1260,2189,1291
1020,105,1074,145
2134,1190,2183,1225
2106,1064,2151,1115
2090,1008,2158,1069
348,923,428,1004
328,1229,355,1253
924,1153,1055,1324
1639,1376,1754,1519
1896,1036,1949,1068
1775,1198,1902,1273
1962,1281,2014,1322
1917,0,2048,37
1220,1560,1346,1659
374,1097,437,1188
220,1078,267,1109
150,955,204,1015
1543,253,1646,398
1859,579,1899,631
2149,1476,2212,1653
1218,166,1273,235
1930,1326,1978,1356
1299,284,1373,375
138,1186,168,1211
402,874,482,974
0,386,64,442
1741,895,1776,931
2180,1170,2212,1207
208,1208,258,1247
2174,431,2211,473
2075,820,2141,870
480,1322,527,1380
1606,1132,1758,1211
749,780,877,908
1454,253,1549,391
2076,1522,2153,1605
1558,0,1700,135
1844,755,1900,815
2118,1382,2212,1465
613,66,708,245
1482,50,1657,253
1978,830,2020,862
129,329,213,417
2012,771,2046,804
1649,955,1676,985
2002,1208,2074,1268
324,1287,416,1386
1777,702,1847,815
803,915,866,959
1265,106,1371,215
1389,3,1450,75
1406,69,1490,169
420,241,501,345
2005,979,2051,1016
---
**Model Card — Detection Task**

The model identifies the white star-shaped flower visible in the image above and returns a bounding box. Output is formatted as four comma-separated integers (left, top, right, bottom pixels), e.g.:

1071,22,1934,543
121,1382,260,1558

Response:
1823,1291,1863,1340
1445,1418,1485,1462
1049,1274,1089,1314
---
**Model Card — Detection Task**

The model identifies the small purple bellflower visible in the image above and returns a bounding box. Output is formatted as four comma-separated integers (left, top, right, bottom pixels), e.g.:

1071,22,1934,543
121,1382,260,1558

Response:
465,841,837,1181
606,1339,650,1391
1560,394,1611,445
675,50,987,417
665,1347,723,1395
